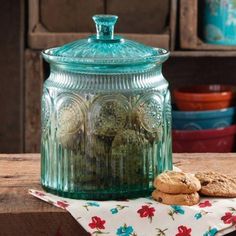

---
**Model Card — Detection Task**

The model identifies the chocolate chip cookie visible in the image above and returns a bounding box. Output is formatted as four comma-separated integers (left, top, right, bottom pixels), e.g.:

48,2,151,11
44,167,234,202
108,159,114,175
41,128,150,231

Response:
154,171,201,194
152,190,200,206
195,171,236,197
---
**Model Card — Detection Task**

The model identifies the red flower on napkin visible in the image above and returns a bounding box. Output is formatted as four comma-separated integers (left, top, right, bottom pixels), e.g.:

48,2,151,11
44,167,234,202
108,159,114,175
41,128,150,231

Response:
176,225,192,236
137,205,155,218
34,191,46,197
137,205,155,223
198,200,212,208
89,216,106,230
56,200,69,209
221,212,236,224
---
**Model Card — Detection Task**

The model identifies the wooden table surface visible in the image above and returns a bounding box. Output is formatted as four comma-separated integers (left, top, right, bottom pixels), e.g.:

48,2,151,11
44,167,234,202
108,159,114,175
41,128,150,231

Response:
0,153,236,236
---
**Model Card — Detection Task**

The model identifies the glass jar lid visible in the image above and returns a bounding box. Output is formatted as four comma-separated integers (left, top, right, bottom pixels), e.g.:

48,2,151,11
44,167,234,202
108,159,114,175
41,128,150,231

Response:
42,15,169,70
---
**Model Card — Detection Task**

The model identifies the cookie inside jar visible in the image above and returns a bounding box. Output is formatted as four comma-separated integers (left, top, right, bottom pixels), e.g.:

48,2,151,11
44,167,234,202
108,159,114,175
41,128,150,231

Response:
52,92,166,194
84,93,165,191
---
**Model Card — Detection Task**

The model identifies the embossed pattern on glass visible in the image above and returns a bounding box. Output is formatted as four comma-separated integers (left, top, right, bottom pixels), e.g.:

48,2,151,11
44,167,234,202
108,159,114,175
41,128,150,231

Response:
41,15,172,200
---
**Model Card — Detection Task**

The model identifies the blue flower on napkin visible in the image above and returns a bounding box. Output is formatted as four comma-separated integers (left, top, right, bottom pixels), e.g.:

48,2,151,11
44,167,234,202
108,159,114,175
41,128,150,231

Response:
203,227,218,236
110,205,129,214
86,202,100,207
116,225,134,236
194,212,202,220
171,205,185,214
111,208,118,214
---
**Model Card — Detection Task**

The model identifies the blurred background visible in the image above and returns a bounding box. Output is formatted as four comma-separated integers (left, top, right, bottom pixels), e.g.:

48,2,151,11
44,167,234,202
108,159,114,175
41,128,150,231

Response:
1,0,236,153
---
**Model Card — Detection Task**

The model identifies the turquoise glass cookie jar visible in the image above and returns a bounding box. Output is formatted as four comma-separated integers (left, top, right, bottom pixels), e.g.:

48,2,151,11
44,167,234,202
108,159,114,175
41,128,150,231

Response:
41,15,172,200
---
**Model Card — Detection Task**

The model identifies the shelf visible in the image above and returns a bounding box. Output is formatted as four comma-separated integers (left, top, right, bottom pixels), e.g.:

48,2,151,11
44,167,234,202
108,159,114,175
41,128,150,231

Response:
171,51,236,57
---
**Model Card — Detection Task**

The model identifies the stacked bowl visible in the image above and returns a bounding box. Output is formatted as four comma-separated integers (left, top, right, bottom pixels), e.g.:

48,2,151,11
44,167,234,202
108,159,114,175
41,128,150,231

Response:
172,85,236,152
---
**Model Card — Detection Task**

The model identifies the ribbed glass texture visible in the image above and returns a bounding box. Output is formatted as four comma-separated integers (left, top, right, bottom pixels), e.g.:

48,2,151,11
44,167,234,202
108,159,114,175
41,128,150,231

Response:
41,15,172,200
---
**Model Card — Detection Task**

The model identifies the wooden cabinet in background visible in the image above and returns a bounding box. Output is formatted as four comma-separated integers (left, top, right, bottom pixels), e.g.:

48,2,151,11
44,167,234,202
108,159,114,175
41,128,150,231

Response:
0,0,24,152
40,0,104,33
24,50,43,153
28,0,177,50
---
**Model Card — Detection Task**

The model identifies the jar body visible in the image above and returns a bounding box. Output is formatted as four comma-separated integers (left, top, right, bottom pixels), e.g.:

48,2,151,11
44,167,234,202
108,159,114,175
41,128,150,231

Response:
41,66,172,200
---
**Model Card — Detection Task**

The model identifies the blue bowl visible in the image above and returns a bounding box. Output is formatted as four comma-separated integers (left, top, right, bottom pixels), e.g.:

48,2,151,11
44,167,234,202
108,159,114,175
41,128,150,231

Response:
172,106,236,130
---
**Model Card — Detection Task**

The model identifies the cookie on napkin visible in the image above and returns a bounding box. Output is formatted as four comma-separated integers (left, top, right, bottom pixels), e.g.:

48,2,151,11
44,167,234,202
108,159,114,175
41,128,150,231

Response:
195,171,236,197
152,190,200,206
154,171,201,194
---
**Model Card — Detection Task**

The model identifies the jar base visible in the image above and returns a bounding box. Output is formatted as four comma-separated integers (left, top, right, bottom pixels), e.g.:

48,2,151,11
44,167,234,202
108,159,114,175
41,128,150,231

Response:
41,184,154,200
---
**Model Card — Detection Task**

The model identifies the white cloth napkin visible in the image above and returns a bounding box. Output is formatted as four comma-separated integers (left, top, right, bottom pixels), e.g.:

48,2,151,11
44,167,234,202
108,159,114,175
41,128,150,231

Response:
29,189,236,236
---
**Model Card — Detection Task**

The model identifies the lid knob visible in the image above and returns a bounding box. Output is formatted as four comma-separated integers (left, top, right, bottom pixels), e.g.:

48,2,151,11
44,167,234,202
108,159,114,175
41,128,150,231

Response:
93,15,118,40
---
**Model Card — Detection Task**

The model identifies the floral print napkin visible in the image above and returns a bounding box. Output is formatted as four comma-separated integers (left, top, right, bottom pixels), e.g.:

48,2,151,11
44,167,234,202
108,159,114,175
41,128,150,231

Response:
29,189,236,236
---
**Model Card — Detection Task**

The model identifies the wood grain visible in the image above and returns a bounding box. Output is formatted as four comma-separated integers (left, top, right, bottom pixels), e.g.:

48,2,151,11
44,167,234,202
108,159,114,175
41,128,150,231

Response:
172,50,236,57
0,154,89,236
173,153,236,175
170,0,177,51
28,32,170,49
180,0,198,49
28,0,39,32
24,50,44,153
0,0,24,152
106,0,170,34
40,0,104,32
0,153,236,235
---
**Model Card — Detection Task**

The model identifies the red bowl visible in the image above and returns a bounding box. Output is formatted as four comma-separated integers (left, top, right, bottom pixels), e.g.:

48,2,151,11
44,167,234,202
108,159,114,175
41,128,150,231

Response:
172,124,236,153
173,85,236,111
